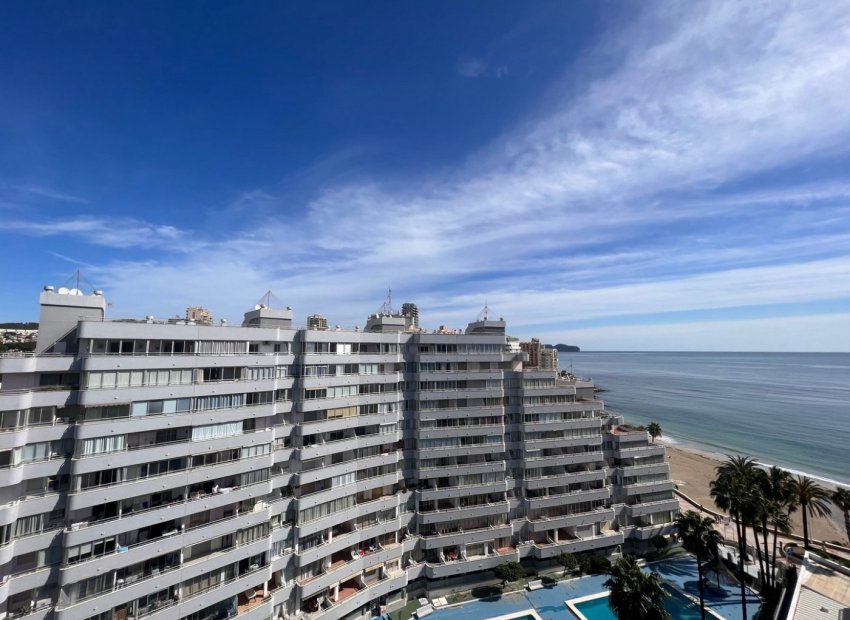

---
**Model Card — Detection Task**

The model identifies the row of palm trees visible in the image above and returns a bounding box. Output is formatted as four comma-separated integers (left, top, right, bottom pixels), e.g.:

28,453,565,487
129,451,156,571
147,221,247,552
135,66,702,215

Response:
707,455,848,619
604,456,850,620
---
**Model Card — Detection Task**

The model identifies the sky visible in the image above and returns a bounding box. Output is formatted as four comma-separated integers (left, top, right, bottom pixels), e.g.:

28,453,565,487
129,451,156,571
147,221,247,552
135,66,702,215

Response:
2,1,850,351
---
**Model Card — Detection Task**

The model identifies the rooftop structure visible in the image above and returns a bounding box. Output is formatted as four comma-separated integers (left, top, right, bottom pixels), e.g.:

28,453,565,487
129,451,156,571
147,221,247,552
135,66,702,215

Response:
786,550,850,620
186,306,214,325
0,286,677,620
307,314,329,331
401,303,419,329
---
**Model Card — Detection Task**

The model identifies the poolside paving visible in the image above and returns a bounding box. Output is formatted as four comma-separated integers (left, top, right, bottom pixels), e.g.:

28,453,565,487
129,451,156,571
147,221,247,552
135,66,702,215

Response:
428,556,761,620
648,556,760,620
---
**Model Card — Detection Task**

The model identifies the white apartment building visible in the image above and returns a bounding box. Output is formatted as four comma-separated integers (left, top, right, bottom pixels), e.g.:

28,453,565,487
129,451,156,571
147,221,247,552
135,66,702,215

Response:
0,287,677,620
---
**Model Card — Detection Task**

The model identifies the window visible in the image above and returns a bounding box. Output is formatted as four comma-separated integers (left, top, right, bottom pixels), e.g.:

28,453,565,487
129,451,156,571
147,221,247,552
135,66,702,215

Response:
39,373,79,388
78,469,120,490
78,435,126,457
246,391,273,406
192,422,241,441
194,393,244,411
130,398,191,417
202,367,243,382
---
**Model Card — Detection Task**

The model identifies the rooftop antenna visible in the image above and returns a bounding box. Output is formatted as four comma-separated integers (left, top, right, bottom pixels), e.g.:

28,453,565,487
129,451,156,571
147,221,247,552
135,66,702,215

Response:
478,299,490,321
60,269,98,295
378,287,395,315
255,290,283,309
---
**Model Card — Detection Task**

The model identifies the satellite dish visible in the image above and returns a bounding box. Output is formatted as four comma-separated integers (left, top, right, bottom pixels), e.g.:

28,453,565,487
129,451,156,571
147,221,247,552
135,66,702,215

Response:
254,304,262,310
58,287,70,295
69,288,82,296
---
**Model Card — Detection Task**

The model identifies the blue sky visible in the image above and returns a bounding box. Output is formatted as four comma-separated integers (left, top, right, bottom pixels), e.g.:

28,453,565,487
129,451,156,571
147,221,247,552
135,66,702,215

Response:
2,1,850,351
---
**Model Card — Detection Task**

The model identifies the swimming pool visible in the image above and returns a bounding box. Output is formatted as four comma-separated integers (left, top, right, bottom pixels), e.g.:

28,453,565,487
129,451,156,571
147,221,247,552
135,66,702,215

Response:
570,585,712,620
429,556,757,620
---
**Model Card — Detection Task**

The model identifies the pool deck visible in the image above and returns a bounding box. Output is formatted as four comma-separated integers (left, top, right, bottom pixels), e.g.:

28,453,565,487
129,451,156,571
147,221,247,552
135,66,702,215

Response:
647,556,761,620
427,556,761,620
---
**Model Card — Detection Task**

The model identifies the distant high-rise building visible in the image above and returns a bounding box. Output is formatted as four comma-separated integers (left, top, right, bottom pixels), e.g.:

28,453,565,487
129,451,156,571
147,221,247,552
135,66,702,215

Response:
401,302,419,329
520,337,542,367
540,346,559,370
307,314,328,330
185,305,213,325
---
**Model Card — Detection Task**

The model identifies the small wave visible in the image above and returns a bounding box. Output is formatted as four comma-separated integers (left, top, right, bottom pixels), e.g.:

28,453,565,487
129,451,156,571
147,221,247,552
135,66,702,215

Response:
752,461,850,490
657,435,679,445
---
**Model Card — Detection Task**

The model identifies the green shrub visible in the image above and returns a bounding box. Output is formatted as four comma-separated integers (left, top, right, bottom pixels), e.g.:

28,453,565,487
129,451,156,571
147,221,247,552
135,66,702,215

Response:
493,561,526,582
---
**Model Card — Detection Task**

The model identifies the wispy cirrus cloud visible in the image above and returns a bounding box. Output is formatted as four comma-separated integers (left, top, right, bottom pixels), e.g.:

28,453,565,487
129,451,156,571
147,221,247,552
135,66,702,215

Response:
11,184,89,204
456,57,488,78
13,1,850,350
7,216,184,249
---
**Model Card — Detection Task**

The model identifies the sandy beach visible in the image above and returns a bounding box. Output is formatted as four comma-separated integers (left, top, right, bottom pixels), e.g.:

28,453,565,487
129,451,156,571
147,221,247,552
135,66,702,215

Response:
665,443,849,546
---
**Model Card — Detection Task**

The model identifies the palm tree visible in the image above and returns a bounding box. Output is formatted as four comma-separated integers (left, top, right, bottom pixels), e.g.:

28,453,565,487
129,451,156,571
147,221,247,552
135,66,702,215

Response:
711,455,760,619
767,508,791,587
647,422,662,444
675,511,722,620
791,476,832,550
758,467,794,587
831,487,850,544
605,556,671,620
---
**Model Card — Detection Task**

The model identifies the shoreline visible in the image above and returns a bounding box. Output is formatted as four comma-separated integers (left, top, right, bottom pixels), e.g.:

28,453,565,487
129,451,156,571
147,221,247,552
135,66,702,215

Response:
656,433,850,491
663,442,849,546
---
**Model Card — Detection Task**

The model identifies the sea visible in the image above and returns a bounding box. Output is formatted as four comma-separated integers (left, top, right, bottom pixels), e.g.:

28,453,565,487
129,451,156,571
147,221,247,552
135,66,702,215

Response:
561,352,850,488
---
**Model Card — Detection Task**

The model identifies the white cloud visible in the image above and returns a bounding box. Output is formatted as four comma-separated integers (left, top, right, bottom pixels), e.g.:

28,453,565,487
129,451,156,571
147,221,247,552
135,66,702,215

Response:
15,1,850,350
457,58,488,78
10,184,89,204
7,216,184,248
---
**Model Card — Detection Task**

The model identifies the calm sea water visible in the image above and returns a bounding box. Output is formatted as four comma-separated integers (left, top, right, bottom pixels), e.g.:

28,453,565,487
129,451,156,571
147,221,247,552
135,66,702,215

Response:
562,352,850,487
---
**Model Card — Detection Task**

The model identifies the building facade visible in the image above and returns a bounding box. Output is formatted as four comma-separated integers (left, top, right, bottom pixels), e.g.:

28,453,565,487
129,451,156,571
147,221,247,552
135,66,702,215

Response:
519,338,541,368
306,315,328,331
186,308,214,326
538,347,558,371
0,288,677,620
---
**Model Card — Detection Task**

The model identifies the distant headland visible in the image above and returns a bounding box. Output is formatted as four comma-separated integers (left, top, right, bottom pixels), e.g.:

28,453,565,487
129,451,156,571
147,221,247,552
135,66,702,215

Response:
551,343,580,352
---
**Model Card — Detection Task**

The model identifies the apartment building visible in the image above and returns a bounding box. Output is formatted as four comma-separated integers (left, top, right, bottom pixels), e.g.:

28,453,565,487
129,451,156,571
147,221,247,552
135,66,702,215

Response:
0,287,676,620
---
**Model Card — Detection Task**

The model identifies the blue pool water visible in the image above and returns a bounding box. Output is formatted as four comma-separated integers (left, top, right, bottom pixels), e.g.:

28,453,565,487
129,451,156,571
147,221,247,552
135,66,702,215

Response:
572,596,611,620
573,585,703,620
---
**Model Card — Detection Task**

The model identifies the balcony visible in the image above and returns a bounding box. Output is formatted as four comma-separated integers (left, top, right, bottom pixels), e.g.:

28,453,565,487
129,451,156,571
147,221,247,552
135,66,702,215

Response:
622,480,674,496
296,493,400,538
296,472,398,510
298,543,403,599
65,481,271,545
418,460,505,479
526,487,611,509
296,519,400,566
611,444,666,458
417,480,507,501
528,507,615,532
418,500,509,524
523,450,604,468
531,531,625,558
621,522,676,540
303,571,407,620
424,547,518,579
624,498,680,517
420,523,513,549
524,468,606,490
